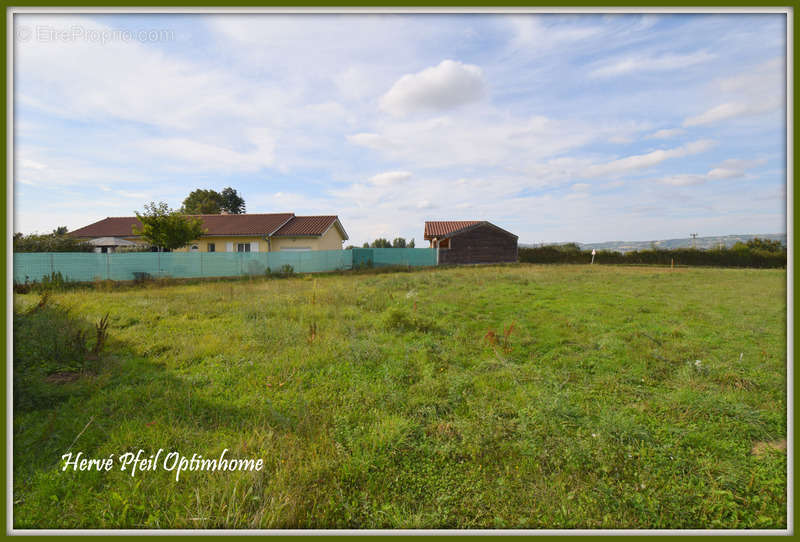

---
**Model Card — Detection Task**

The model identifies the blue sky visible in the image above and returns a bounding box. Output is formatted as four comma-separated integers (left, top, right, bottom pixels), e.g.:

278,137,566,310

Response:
14,12,787,245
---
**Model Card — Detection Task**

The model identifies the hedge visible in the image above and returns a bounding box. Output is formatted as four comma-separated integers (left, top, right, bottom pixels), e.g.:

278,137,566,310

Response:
518,246,786,268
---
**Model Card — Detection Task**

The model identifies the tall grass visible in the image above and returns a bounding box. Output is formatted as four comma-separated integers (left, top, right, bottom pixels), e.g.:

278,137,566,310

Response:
13,264,786,529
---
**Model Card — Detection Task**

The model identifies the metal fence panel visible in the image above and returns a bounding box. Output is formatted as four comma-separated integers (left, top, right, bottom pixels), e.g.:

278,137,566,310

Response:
352,247,436,267
13,248,376,284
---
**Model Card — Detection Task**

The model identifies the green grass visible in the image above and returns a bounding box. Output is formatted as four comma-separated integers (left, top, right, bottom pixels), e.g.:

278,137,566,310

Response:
13,264,787,529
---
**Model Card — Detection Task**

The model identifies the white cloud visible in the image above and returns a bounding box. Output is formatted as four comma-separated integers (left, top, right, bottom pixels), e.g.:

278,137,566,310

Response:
507,16,603,51
609,135,634,144
647,128,685,139
14,147,149,188
19,158,47,170
348,114,598,169
571,183,591,191
15,15,367,175
589,50,715,78
334,66,386,101
379,60,486,116
683,101,777,127
707,158,767,180
682,58,784,127
653,157,765,186
135,129,275,173
585,140,715,178
16,16,255,131
718,57,784,94
715,158,767,170
347,132,384,148
368,171,413,186
654,174,707,186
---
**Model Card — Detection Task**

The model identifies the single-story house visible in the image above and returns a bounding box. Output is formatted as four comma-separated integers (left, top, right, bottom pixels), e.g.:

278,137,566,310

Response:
69,213,349,252
424,220,518,264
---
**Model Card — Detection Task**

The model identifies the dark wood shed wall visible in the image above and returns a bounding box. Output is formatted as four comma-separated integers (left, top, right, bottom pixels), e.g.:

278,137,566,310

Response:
438,223,518,264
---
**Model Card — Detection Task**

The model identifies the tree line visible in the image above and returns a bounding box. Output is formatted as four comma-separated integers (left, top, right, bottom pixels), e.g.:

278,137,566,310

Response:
13,228,94,253
349,238,416,249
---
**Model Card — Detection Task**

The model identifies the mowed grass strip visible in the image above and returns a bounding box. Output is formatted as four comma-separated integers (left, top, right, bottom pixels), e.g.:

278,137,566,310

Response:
13,264,786,529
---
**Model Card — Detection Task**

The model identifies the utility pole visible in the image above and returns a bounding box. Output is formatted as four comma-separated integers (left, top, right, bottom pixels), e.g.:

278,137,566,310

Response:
690,233,698,249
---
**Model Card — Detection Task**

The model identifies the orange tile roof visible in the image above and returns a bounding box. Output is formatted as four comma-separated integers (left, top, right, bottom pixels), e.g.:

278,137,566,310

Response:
424,220,483,240
69,213,350,238
186,213,294,236
273,216,345,237
69,216,144,238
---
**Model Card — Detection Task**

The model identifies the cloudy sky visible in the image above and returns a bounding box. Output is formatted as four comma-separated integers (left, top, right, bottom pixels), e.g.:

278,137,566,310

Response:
13,12,787,245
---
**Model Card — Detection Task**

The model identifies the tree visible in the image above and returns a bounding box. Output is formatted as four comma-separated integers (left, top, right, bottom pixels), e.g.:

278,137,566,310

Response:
181,189,224,214
746,237,784,253
557,243,582,253
370,238,392,248
220,187,246,214
363,237,416,248
133,202,206,251
53,226,69,235
181,187,246,215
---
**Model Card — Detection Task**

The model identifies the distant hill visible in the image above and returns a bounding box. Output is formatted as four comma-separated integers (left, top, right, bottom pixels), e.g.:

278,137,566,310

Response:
521,234,787,253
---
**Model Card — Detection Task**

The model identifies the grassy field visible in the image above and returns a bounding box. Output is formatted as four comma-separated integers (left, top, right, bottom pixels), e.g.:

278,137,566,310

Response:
12,264,787,529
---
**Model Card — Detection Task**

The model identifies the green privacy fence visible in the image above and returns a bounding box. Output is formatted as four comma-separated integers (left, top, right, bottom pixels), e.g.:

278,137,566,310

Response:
14,248,437,284
351,248,437,268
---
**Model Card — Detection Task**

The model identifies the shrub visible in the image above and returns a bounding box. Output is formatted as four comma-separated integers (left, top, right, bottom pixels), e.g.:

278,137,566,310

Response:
382,306,439,334
13,302,107,411
13,233,93,253
33,272,69,293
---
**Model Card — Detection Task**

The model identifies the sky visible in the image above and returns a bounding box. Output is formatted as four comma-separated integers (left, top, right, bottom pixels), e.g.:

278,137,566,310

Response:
13,12,787,245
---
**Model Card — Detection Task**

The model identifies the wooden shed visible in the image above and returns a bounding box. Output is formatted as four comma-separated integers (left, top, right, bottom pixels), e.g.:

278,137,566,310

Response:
424,221,518,264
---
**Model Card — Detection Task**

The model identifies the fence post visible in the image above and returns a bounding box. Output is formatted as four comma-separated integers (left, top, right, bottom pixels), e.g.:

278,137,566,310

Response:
50,253,54,276
106,252,110,280
200,252,204,278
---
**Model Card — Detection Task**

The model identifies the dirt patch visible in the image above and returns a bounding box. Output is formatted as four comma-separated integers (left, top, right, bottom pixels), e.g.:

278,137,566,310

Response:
44,371,82,384
751,439,787,457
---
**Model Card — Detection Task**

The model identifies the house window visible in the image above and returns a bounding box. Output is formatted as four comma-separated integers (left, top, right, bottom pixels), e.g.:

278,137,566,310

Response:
190,245,199,252
208,243,215,252
237,243,251,252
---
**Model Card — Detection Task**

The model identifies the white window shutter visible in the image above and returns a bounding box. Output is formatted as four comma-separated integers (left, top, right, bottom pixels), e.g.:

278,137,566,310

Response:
226,242,233,252
251,241,259,252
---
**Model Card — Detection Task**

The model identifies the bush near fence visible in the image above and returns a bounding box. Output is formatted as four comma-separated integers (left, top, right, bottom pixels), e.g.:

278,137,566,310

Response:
518,245,786,268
